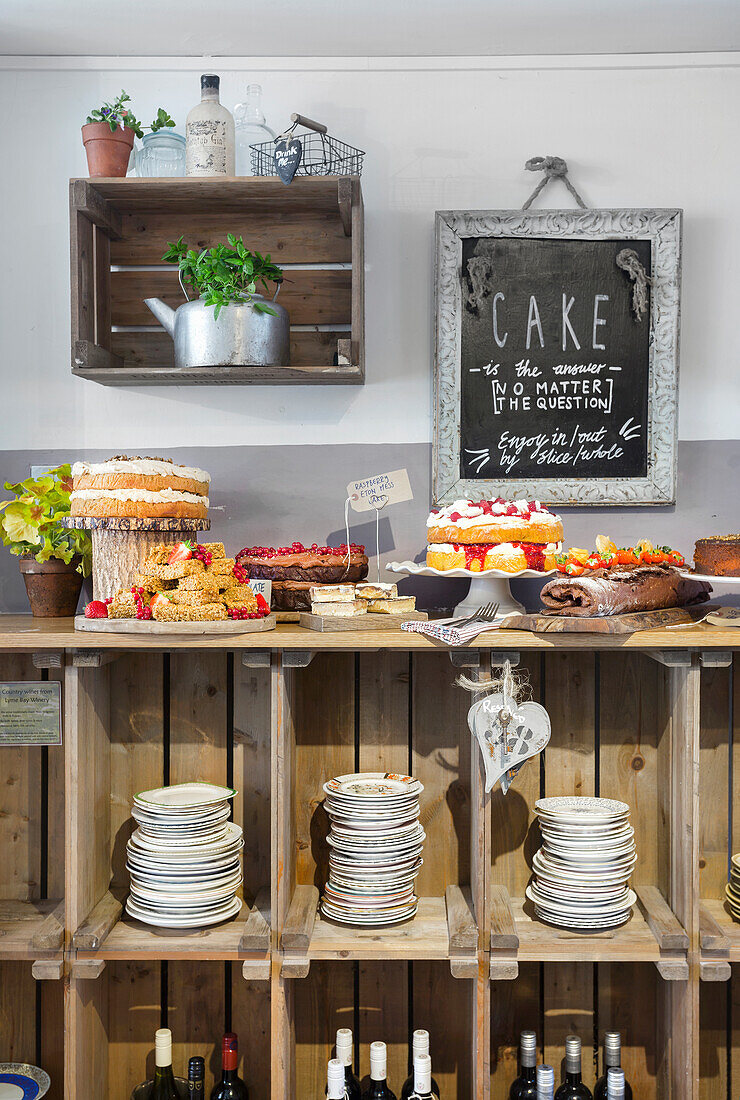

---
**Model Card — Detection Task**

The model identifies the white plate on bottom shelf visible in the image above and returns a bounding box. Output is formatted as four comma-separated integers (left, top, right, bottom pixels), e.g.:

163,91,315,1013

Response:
125,894,242,928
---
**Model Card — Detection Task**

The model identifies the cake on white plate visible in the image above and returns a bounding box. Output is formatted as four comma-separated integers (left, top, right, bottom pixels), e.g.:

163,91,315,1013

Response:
426,497,563,573
71,456,210,519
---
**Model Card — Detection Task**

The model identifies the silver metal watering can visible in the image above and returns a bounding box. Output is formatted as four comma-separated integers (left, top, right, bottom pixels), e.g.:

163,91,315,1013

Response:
144,292,290,369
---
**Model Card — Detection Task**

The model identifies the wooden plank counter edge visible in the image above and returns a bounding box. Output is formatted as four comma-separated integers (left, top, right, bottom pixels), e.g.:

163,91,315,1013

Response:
1,616,739,651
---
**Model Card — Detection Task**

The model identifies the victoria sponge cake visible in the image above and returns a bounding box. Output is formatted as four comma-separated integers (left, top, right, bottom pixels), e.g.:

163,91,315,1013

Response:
71,456,210,519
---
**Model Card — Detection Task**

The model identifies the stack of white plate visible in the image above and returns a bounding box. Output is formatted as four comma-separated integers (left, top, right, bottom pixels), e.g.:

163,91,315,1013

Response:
320,772,425,926
726,853,740,920
526,796,637,930
125,782,244,929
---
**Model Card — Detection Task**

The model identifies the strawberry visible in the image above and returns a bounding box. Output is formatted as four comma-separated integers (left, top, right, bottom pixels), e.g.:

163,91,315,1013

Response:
84,600,109,619
150,593,170,614
167,541,193,565
254,593,270,614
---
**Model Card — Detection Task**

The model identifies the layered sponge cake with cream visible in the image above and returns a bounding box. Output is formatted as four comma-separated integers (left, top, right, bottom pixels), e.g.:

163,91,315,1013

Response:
426,498,563,573
71,456,210,519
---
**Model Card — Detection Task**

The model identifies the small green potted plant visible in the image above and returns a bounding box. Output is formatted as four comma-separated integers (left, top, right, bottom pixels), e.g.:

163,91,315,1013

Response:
82,90,176,178
0,466,92,617
144,235,290,368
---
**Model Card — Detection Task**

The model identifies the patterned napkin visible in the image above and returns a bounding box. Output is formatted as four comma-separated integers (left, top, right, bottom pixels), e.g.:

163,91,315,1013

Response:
401,614,513,647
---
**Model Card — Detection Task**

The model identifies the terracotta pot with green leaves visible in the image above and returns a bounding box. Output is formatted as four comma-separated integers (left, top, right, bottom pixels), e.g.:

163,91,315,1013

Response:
82,90,175,178
0,466,92,617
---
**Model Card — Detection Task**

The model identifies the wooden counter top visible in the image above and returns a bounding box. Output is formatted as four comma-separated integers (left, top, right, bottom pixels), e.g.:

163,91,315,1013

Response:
0,614,737,650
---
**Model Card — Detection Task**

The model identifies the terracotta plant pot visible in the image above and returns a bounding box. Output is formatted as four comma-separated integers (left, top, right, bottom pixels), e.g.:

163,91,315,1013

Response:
19,556,84,617
81,121,135,178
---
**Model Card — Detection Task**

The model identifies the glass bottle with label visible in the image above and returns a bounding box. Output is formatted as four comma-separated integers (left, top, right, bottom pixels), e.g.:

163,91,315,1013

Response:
509,1031,538,1098
327,1058,347,1100
554,1037,592,1100
401,1032,439,1099
593,1034,631,1100
234,84,275,175
334,1028,361,1100
537,1065,555,1100
151,1028,179,1100
361,1042,397,1100
186,74,235,177
188,1056,205,1096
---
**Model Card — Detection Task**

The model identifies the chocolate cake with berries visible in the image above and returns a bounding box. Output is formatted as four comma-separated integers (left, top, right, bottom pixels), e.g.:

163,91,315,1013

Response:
236,542,369,611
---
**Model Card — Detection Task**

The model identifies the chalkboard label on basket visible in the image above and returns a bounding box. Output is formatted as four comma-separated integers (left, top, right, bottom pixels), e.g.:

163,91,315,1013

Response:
460,236,651,481
433,209,682,506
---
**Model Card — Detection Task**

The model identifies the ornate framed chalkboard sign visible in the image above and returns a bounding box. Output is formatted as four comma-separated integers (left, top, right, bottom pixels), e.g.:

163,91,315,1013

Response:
433,208,682,505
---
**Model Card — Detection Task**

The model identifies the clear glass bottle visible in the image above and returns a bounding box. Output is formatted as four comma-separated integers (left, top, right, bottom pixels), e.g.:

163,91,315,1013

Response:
186,74,235,177
234,84,275,175
151,1028,179,1100
509,1031,538,1099
554,1037,593,1100
593,1034,632,1100
401,1032,439,1099
334,1028,361,1100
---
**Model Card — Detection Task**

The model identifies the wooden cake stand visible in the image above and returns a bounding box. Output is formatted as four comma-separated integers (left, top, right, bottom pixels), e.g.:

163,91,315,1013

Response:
62,516,211,601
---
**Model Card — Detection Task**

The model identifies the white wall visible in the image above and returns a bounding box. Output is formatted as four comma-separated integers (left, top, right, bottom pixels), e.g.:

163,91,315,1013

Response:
0,54,737,452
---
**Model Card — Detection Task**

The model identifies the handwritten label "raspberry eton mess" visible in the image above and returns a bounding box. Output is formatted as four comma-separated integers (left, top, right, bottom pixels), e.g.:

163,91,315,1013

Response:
347,469,413,512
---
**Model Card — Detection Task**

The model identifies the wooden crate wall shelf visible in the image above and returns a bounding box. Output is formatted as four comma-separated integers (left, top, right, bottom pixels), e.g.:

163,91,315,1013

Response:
0,623,739,1099
69,176,365,385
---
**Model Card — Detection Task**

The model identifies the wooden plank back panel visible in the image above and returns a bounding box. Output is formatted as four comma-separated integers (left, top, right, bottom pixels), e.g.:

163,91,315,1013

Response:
358,652,410,1092
542,653,597,1090
490,655,542,1100
106,961,162,1099
108,653,165,896
111,210,353,265
110,329,348,371
0,655,43,900
293,655,355,1095
0,961,36,1061
39,977,64,1100
168,652,228,1094
412,654,472,1100
598,653,662,1099
110,269,352,327
68,977,109,1100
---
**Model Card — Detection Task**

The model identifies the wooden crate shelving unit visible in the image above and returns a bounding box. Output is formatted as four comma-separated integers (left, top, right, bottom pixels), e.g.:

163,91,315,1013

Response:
0,620,737,1098
69,176,364,385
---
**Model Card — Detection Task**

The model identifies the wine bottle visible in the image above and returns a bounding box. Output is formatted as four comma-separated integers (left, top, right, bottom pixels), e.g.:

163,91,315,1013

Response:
401,1032,439,1099
362,1042,397,1100
186,74,235,176
593,1034,632,1100
327,1058,347,1100
605,1069,625,1100
210,1032,248,1100
536,1065,555,1100
509,1031,538,1098
152,1028,179,1100
335,1028,361,1100
408,1054,434,1099
189,1056,205,1096
554,1037,592,1100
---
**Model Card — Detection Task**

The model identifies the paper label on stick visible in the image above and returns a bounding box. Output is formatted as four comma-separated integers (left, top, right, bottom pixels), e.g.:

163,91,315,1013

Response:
0,681,62,746
248,578,272,604
347,469,413,512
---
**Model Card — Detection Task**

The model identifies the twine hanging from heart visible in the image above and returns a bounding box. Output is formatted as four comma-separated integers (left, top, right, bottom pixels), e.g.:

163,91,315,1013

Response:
458,661,551,794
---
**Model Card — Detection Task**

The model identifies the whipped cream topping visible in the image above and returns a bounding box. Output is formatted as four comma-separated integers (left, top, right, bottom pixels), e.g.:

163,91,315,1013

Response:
72,459,210,484
428,542,562,556
71,488,209,506
427,499,559,531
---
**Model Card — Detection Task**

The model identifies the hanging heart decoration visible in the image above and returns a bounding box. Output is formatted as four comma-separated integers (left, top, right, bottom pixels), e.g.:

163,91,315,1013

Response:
274,136,303,184
459,660,551,794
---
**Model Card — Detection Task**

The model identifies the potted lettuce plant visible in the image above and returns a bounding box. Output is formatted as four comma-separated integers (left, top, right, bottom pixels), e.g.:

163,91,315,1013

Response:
0,466,91,616
82,90,176,178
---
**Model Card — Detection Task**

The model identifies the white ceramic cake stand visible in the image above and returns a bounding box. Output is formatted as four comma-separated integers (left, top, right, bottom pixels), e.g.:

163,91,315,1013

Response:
678,570,740,587
386,560,555,617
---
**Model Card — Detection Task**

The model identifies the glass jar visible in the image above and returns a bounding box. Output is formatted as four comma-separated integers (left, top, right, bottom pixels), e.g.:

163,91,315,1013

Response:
136,131,186,177
234,84,275,175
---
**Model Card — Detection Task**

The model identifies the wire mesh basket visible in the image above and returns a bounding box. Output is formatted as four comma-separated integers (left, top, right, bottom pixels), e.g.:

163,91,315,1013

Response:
250,112,364,177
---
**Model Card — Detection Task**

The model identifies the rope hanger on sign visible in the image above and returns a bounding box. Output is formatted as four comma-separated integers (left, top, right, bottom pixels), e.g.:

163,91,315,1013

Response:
521,155,588,210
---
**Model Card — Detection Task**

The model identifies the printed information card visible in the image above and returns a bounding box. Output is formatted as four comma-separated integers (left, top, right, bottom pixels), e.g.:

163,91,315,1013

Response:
0,681,62,746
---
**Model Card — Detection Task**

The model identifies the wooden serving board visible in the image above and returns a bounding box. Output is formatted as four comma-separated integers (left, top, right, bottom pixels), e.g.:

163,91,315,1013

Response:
501,606,708,634
74,614,276,635
299,610,428,632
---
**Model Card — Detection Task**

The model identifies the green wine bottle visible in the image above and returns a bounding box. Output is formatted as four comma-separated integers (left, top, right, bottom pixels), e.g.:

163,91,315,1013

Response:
151,1028,179,1100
